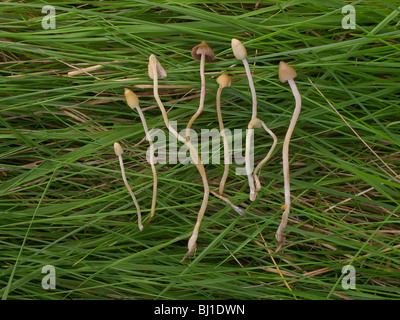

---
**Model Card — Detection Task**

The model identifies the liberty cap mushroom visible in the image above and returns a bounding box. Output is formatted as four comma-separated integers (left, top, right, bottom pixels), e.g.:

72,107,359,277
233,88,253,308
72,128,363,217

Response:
186,41,215,141
231,38,258,201
215,73,231,196
275,61,302,244
124,88,158,224
147,54,210,261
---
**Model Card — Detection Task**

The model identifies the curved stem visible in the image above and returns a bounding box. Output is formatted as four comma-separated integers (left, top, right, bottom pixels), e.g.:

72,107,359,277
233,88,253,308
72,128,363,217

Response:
242,58,258,200
216,86,230,195
253,121,278,192
245,128,257,201
186,53,206,141
242,58,257,120
275,79,302,243
152,75,209,260
210,190,245,217
134,107,158,223
118,155,143,231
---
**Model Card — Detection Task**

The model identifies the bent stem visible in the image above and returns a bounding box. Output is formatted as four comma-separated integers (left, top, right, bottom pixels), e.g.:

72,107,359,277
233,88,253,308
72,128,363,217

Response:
135,107,158,223
125,88,158,224
116,146,143,231
150,62,209,261
242,58,258,201
245,127,257,201
275,78,302,243
253,121,278,192
186,53,205,141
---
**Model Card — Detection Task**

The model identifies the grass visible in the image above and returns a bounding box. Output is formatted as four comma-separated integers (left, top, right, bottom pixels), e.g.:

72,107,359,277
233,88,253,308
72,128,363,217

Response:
1,0,400,300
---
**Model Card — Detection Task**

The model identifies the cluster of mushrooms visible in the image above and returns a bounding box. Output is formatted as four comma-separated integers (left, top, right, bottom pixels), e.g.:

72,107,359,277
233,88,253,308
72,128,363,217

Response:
113,39,301,261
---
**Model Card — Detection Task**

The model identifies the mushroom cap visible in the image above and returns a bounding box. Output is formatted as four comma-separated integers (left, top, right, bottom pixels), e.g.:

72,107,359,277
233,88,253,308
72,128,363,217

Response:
248,118,263,129
216,73,231,88
191,41,215,62
113,142,124,157
148,54,167,80
231,38,247,60
278,61,297,83
124,88,139,109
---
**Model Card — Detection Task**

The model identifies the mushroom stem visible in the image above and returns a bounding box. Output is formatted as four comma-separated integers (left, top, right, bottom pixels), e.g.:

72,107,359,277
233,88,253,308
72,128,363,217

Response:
232,38,258,201
242,57,258,200
245,127,257,201
242,58,257,120
124,89,157,223
135,108,158,223
216,85,230,196
114,143,143,231
210,190,245,217
275,78,301,243
253,121,278,192
149,56,209,260
186,53,206,141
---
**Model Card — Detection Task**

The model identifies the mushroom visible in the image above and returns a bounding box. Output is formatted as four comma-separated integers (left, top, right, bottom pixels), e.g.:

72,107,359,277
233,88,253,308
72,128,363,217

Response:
275,61,301,244
231,38,258,201
113,142,143,231
249,118,278,193
186,41,215,141
215,73,231,195
148,54,209,261
124,88,158,224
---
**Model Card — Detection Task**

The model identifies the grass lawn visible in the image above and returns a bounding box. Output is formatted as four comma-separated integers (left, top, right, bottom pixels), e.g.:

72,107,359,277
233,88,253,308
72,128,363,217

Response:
1,1,399,300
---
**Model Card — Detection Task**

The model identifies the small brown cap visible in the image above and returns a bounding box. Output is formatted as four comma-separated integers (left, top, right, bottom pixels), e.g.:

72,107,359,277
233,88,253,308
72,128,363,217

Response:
124,88,139,109
231,38,247,60
113,142,124,157
278,61,297,83
148,54,167,80
191,41,215,62
216,73,231,88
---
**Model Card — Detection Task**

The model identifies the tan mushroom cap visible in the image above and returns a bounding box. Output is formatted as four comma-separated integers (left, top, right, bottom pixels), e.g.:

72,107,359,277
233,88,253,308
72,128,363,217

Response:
148,54,167,80
231,38,247,61
124,88,139,109
278,61,297,83
113,142,124,157
216,73,231,88
191,41,215,62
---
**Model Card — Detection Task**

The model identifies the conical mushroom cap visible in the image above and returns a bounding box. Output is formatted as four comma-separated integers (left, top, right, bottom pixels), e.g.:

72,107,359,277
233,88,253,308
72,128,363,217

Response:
191,41,215,62
124,88,139,109
113,142,124,157
216,73,231,88
278,61,297,83
231,38,247,60
148,54,167,80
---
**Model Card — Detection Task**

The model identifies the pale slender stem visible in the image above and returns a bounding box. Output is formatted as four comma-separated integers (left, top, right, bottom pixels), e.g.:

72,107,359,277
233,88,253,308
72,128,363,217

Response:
118,155,143,231
186,53,206,141
245,128,257,201
242,58,257,120
210,190,245,217
253,121,278,192
216,86,230,196
275,79,302,243
242,58,258,200
134,107,157,223
152,75,209,259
